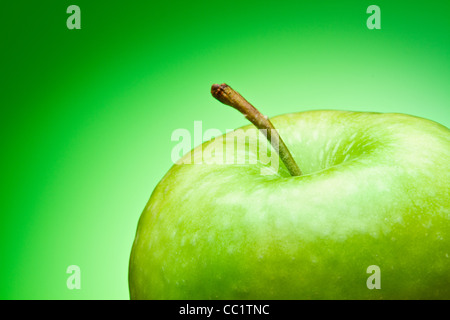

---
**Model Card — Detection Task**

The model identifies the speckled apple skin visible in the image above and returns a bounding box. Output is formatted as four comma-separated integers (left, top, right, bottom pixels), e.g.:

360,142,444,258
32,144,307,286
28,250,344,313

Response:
129,110,450,299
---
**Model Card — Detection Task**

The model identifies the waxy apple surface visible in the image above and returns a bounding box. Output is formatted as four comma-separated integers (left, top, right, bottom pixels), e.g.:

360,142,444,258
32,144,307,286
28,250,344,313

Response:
129,110,450,299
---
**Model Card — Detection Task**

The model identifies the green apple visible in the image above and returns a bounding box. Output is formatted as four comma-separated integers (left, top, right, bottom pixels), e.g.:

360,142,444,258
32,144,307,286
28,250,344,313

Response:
129,85,450,299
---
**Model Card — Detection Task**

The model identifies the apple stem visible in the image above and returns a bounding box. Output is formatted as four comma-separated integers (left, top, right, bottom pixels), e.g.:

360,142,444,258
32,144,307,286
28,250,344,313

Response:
211,83,302,176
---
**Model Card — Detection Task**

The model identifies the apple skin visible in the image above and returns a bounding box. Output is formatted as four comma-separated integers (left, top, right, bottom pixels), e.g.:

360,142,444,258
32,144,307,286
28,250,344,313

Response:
129,110,450,299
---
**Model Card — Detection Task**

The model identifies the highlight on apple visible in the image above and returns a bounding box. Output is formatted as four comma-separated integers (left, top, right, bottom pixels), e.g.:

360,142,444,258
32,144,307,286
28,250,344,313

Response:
171,123,280,176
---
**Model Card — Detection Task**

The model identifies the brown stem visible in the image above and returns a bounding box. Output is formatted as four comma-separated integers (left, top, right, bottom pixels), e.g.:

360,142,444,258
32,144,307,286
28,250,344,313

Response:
211,83,302,176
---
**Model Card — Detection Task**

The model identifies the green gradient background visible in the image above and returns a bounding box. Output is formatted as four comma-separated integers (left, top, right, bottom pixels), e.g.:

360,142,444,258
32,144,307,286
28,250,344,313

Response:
1,1,449,299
